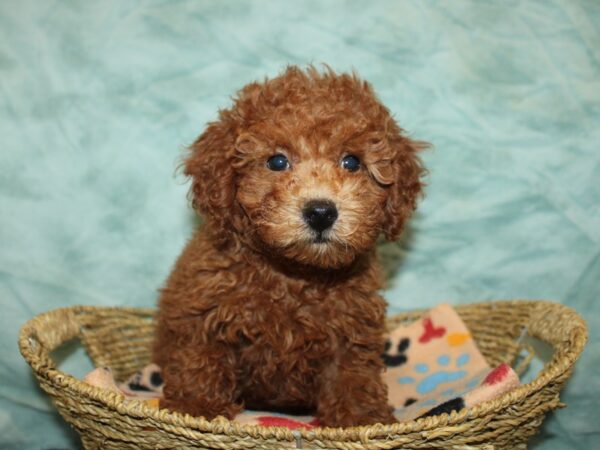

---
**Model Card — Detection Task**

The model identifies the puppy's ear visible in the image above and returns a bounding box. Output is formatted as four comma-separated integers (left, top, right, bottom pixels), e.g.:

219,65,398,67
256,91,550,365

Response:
184,116,238,243
382,133,427,241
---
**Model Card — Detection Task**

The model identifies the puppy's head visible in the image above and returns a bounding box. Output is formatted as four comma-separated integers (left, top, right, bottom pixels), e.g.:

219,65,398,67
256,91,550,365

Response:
185,66,426,268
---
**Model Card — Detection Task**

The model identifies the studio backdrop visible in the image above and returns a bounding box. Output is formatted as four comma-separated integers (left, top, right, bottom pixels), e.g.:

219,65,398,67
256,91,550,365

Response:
0,1,598,449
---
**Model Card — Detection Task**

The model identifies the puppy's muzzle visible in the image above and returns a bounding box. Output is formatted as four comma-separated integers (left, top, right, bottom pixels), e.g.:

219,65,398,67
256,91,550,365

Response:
302,199,338,233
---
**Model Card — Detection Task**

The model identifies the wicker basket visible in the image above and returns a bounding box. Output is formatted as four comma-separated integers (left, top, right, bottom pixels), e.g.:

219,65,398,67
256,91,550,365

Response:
19,300,586,450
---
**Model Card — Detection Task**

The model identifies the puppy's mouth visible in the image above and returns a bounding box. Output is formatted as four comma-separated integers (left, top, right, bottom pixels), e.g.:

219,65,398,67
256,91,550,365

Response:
312,232,330,244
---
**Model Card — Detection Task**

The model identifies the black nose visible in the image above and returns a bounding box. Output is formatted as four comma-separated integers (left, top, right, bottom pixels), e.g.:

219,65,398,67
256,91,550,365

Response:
302,200,338,233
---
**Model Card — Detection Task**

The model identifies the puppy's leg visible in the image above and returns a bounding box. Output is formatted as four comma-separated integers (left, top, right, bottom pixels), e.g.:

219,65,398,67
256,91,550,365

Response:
316,348,396,427
160,343,242,419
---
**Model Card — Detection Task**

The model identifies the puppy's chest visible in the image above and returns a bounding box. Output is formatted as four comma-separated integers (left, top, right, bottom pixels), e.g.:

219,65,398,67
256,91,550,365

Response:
222,289,347,362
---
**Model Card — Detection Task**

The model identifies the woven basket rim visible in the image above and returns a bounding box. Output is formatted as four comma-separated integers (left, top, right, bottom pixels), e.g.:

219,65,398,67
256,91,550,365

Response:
18,299,588,444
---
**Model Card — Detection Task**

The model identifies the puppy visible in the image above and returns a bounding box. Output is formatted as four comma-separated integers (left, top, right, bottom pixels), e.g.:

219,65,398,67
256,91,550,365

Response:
153,66,425,427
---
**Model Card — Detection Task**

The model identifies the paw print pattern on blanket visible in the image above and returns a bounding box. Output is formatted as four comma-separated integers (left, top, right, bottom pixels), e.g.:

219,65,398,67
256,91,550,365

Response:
382,337,410,367
398,353,470,394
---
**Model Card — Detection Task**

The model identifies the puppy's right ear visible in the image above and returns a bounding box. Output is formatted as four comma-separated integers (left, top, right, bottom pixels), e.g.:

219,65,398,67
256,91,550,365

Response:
382,134,427,242
184,116,237,243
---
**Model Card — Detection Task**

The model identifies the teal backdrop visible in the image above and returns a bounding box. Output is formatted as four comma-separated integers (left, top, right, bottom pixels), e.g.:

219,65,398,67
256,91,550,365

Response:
1,1,599,449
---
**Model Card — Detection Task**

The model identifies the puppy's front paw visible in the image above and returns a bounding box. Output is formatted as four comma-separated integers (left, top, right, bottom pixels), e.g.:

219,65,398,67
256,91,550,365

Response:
319,404,396,427
364,407,397,426
160,397,241,420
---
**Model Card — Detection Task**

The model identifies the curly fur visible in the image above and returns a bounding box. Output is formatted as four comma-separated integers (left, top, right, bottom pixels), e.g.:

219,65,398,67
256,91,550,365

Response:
153,66,426,427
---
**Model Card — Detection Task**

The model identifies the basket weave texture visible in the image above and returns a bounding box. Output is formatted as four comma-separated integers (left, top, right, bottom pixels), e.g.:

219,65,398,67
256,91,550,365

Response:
19,300,587,450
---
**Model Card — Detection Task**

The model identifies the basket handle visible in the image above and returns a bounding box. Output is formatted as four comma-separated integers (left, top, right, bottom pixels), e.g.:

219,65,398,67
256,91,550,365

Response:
526,301,588,366
509,300,588,396
18,307,85,372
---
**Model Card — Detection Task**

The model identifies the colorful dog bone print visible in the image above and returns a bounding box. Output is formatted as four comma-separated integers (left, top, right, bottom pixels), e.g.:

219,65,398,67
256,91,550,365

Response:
83,303,520,428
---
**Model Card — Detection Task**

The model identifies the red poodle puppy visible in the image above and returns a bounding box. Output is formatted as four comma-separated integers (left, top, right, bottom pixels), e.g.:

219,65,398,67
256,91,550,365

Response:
153,66,426,427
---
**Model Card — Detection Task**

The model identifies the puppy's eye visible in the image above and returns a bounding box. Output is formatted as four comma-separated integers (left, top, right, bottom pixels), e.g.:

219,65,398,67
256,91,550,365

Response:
341,155,361,172
266,154,290,171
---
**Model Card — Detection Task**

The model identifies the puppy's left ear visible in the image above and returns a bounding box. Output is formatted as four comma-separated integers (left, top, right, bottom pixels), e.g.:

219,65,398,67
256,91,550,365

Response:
382,132,428,241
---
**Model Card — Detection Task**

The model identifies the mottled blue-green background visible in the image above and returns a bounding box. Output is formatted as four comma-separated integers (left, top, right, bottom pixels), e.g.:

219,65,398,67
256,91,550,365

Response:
1,1,599,449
